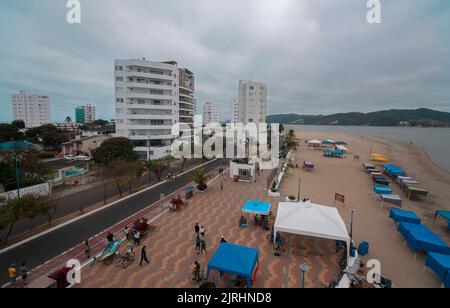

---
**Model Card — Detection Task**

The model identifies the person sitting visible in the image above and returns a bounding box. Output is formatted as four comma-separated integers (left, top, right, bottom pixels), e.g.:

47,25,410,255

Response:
254,215,261,225
239,216,248,228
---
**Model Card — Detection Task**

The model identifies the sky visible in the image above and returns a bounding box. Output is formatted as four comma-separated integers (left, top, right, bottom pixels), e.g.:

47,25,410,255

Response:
0,0,449,123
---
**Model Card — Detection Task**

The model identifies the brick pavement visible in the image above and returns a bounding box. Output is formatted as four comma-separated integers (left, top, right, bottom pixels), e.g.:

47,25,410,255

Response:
77,170,340,288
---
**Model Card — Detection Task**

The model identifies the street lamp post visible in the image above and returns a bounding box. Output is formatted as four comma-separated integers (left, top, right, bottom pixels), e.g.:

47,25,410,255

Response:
148,137,152,184
299,263,310,288
297,178,301,201
13,148,20,198
349,208,356,240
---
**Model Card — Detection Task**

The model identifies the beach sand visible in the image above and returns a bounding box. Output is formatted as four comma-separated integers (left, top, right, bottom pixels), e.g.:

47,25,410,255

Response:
279,130,450,288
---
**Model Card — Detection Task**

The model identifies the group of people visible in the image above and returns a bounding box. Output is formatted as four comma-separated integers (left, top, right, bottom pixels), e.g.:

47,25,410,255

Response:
7,262,28,287
194,223,207,255
124,226,143,246
123,226,149,266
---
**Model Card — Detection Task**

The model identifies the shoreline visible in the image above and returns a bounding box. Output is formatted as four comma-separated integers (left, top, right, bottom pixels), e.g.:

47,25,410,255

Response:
286,125,450,172
281,129,450,288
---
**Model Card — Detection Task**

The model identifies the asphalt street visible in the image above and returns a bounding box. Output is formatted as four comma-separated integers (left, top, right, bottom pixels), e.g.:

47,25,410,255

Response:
0,159,225,285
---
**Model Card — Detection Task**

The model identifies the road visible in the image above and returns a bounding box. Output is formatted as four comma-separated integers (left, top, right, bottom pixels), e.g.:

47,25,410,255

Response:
0,158,203,239
0,159,225,285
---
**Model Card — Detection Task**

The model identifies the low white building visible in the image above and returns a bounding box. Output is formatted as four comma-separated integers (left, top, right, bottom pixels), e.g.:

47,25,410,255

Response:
230,158,260,182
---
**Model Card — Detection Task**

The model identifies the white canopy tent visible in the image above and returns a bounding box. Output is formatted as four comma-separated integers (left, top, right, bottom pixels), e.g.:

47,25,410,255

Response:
308,139,322,145
274,201,351,258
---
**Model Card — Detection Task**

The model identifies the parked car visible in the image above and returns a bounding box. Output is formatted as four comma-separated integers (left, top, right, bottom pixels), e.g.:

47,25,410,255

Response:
74,155,92,161
64,155,74,160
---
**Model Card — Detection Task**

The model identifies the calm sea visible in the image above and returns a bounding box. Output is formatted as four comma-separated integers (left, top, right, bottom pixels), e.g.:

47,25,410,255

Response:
286,125,450,172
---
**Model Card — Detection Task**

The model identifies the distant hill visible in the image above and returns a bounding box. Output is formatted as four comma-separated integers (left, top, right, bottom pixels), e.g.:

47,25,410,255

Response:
267,108,450,127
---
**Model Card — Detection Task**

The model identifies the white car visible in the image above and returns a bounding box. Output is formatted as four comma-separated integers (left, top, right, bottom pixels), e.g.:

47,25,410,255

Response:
74,155,92,161
64,155,74,160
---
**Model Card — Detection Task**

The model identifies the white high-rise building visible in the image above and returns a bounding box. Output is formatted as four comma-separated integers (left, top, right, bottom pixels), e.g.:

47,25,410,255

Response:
114,58,195,160
234,80,267,124
83,104,96,123
231,98,239,123
203,101,220,125
11,90,51,128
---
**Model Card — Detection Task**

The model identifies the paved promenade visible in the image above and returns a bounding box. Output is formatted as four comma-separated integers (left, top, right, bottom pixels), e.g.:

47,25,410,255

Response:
78,169,340,288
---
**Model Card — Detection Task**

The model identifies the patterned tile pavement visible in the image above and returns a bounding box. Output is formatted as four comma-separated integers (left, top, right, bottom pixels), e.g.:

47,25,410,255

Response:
77,169,341,288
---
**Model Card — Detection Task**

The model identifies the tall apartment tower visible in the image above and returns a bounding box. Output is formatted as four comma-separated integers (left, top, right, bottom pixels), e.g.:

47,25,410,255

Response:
114,58,195,160
235,80,267,124
75,104,96,124
231,98,239,123
203,101,220,125
11,90,51,128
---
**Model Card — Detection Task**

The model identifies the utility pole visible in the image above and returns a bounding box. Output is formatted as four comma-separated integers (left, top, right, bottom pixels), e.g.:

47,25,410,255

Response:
297,178,301,201
14,148,20,198
148,137,152,184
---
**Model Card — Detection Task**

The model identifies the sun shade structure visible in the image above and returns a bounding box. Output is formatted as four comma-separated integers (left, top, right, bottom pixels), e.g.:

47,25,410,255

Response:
370,153,389,163
206,243,259,288
274,202,351,258
425,253,450,284
308,139,322,145
0,141,39,150
242,200,271,216
434,210,450,230
374,186,393,195
322,139,336,144
398,222,450,255
390,209,421,224
383,164,406,177
336,145,349,152
381,194,403,208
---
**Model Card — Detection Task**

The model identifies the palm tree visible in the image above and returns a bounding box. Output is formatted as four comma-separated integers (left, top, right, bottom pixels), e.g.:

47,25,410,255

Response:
285,129,298,151
190,168,211,191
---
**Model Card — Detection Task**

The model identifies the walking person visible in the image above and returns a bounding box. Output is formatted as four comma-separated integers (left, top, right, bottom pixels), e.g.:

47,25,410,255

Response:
194,223,200,237
200,226,206,238
140,246,150,266
7,264,17,287
200,238,207,254
192,261,201,282
134,230,141,246
124,226,130,241
19,262,28,286
106,232,114,244
195,236,201,255
84,240,91,259
220,236,227,244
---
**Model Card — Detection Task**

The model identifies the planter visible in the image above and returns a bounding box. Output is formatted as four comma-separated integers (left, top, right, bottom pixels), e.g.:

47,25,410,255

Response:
286,197,298,202
268,190,281,198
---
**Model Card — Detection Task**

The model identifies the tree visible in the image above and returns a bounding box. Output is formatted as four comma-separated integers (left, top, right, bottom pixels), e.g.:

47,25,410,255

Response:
285,129,298,151
92,137,138,165
65,116,72,123
34,195,58,226
0,124,24,142
92,119,109,126
12,120,25,129
0,195,40,242
25,124,69,151
190,168,211,191
147,156,173,182
123,161,144,193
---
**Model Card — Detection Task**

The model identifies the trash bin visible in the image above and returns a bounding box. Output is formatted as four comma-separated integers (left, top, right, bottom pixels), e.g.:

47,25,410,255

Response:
358,242,369,256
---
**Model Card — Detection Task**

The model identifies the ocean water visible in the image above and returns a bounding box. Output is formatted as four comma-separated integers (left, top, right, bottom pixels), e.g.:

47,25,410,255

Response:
286,125,450,172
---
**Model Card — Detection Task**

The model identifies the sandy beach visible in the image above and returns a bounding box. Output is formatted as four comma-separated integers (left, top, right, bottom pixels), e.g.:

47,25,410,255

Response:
281,130,450,288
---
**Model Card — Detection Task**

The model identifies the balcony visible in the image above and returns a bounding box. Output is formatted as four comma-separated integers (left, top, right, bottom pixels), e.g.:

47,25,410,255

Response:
126,114,174,120
125,71,174,81
125,92,174,101
125,82,174,91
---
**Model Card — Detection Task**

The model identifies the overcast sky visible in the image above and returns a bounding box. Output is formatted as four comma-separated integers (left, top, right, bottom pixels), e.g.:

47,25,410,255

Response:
0,0,449,122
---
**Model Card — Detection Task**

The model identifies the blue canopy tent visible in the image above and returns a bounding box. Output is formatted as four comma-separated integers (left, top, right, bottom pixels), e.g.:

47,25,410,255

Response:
242,200,271,216
383,164,406,177
206,243,259,288
425,252,450,282
390,209,421,225
374,186,393,195
444,272,450,288
398,222,450,255
434,210,450,230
